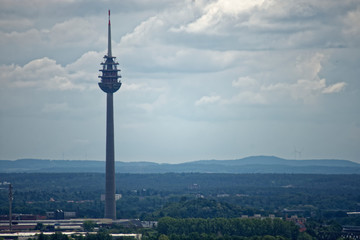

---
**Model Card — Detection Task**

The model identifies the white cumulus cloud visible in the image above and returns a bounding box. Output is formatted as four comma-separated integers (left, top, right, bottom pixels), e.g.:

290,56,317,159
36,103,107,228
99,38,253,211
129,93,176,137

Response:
195,95,221,106
322,82,347,94
232,76,259,89
0,57,88,91
206,52,347,106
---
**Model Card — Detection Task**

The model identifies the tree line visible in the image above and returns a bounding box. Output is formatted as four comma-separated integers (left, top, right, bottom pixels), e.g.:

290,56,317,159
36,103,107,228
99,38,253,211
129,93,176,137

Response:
157,217,299,239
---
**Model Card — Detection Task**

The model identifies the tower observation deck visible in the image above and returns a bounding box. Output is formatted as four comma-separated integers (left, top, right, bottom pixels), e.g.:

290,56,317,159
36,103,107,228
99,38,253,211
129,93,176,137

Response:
99,10,121,93
98,10,121,220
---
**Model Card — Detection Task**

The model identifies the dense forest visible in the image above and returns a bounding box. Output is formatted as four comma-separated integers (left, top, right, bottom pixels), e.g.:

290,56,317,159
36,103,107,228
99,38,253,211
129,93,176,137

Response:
0,173,359,239
0,173,359,221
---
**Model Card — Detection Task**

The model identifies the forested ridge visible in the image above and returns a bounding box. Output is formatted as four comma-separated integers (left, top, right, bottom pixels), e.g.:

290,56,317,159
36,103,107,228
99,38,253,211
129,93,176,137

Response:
1,156,359,174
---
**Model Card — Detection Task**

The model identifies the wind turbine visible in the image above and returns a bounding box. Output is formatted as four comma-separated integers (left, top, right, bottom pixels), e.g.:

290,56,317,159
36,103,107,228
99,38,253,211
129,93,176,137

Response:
294,146,303,160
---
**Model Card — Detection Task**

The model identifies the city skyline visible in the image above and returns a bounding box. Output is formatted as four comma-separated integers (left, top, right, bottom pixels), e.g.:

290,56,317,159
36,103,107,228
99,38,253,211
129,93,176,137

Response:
0,0,360,164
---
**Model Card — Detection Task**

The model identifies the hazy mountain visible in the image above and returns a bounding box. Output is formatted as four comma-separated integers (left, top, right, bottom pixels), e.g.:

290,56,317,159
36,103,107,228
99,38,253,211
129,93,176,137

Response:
0,156,359,174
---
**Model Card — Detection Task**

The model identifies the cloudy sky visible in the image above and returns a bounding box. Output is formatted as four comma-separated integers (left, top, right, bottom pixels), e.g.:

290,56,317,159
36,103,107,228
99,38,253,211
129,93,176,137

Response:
0,0,359,163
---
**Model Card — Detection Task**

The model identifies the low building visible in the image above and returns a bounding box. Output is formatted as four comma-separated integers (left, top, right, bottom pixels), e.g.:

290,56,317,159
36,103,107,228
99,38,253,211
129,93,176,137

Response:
100,194,122,201
286,215,306,232
46,210,76,220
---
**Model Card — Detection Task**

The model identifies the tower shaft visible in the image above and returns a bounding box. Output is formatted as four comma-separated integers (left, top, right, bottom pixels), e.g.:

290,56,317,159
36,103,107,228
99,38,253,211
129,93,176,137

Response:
105,92,116,219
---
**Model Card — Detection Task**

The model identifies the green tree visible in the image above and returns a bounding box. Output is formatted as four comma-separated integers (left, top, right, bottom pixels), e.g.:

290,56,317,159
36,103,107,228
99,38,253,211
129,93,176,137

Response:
37,233,49,240
297,232,314,240
49,232,69,240
35,222,45,231
83,220,96,232
158,234,169,240
84,232,112,240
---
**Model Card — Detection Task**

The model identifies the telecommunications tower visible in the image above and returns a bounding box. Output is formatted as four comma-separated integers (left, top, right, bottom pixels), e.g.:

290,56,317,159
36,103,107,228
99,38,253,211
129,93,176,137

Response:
98,10,121,220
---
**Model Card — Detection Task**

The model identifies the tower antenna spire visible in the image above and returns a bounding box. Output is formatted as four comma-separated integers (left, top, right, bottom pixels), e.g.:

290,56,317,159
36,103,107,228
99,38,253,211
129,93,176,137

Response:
108,9,112,57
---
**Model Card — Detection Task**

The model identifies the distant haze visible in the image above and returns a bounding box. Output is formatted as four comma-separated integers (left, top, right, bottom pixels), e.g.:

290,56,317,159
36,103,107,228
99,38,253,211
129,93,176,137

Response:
0,1,359,163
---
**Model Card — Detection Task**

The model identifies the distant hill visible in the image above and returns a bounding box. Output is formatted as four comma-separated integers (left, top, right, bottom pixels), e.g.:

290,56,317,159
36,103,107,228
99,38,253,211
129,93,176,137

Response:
0,156,359,174
0,156,360,174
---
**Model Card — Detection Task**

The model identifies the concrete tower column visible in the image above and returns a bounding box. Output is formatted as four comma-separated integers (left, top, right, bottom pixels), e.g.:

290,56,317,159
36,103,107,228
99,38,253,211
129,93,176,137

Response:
98,10,121,220
105,92,116,219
